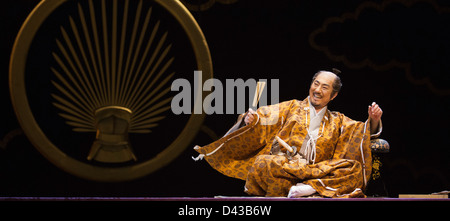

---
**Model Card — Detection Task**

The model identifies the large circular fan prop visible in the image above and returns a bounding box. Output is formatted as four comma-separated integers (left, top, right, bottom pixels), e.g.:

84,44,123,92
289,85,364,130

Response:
9,0,212,182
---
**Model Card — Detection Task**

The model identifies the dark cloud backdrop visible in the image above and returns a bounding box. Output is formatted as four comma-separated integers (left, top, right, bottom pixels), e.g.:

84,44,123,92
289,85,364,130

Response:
311,0,450,95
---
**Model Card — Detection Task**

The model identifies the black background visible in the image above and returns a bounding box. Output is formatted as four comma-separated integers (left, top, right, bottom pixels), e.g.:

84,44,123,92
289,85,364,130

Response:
1,0,449,198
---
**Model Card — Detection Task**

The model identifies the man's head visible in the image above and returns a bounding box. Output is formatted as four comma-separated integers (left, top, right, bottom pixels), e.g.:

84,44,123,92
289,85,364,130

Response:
309,70,342,110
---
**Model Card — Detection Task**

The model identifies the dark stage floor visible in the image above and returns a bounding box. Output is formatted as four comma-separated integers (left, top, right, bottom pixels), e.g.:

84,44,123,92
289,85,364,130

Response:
0,196,448,201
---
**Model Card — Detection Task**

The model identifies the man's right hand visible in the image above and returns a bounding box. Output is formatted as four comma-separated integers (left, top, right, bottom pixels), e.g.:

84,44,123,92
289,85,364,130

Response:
244,108,257,125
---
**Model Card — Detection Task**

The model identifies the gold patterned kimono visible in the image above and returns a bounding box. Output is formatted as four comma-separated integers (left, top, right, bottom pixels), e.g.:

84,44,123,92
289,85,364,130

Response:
194,98,374,198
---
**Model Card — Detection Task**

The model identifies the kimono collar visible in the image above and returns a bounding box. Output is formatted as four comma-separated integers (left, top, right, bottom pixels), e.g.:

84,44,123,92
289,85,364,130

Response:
303,97,330,122
307,96,327,118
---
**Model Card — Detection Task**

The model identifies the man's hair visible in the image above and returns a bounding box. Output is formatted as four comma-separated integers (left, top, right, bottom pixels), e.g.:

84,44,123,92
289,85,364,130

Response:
312,68,342,96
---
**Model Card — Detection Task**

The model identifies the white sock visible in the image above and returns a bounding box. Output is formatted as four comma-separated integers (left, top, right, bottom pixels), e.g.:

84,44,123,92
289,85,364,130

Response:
288,183,317,198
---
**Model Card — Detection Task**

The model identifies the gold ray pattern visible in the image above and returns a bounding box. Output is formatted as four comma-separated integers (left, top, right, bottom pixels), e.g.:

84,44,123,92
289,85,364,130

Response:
51,0,174,135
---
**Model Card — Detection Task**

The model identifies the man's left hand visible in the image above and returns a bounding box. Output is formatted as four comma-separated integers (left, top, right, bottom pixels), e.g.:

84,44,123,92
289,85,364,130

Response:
368,102,383,133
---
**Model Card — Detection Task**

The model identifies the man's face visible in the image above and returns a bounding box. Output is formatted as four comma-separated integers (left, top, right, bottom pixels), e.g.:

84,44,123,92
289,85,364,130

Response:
309,71,338,110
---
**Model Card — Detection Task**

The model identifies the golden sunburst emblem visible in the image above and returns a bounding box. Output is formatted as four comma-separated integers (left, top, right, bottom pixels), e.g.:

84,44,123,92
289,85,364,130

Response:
10,0,212,182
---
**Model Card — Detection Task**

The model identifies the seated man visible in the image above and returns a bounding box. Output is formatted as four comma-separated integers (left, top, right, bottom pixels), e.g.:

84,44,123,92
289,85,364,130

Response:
193,70,383,198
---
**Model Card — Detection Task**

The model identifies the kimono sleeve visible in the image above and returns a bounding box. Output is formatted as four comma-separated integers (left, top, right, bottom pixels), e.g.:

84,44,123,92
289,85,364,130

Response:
332,114,373,187
192,100,295,180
